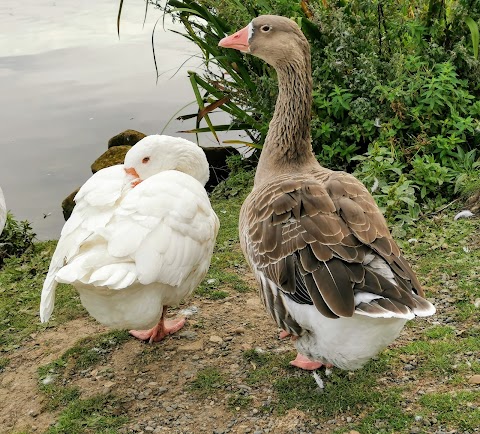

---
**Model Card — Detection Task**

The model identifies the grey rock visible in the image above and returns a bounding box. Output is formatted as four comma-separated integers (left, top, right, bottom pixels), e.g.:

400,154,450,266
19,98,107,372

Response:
179,331,198,340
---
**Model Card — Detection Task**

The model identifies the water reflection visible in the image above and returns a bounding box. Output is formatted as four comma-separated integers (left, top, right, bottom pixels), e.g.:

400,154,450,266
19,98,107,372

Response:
0,0,207,239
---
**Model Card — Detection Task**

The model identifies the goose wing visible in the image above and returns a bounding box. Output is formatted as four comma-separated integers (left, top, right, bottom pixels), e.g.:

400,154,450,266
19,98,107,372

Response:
40,165,130,322
240,171,434,332
99,170,219,293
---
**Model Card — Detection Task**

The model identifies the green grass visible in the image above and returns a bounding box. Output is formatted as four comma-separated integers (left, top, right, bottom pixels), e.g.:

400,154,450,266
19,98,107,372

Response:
0,356,9,372
392,328,480,382
400,214,480,323
45,394,127,434
38,330,130,380
228,393,252,409
0,241,86,352
195,179,253,299
420,391,480,430
423,325,456,339
34,330,131,431
242,348,414,430
189,367,225,397
40,384,81,411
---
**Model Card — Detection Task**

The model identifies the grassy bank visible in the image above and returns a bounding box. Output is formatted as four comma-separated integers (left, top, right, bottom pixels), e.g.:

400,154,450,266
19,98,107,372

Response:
0,175,479,433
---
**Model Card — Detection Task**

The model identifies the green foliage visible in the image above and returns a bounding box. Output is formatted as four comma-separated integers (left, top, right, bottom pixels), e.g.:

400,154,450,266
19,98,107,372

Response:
0,213,35,267
155,0,480,226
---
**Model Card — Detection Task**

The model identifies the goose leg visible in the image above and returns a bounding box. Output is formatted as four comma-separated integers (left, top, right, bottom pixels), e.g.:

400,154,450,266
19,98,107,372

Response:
130,307,186,343
279,330,332,370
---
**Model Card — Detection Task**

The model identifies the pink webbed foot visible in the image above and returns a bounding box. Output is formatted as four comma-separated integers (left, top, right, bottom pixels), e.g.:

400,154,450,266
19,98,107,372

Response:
290,353,328,371
130,317,186,343
279,330,299,341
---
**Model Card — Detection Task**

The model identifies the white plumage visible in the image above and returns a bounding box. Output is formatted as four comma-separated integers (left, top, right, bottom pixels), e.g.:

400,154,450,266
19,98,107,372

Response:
40,135,219,340
0,186,6,235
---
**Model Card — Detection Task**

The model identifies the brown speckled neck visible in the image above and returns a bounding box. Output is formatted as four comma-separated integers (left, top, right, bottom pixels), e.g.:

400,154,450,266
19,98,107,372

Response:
255,47,317,185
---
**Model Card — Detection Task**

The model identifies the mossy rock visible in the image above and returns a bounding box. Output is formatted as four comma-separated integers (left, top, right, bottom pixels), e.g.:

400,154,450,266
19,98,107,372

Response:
202,146,238,192
107,130,146,148
62,188,80,221
91,146,131,174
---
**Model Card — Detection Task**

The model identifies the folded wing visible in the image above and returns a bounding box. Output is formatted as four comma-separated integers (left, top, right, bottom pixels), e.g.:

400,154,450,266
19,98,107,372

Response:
241,171,434,333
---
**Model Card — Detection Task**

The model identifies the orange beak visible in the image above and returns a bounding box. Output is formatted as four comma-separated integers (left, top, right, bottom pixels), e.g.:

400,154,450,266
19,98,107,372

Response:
124,167,139,178
218,25,250,52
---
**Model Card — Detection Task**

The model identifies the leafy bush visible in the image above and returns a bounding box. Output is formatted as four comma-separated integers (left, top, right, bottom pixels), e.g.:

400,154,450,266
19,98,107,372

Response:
0,213,36,267
152,0,480,226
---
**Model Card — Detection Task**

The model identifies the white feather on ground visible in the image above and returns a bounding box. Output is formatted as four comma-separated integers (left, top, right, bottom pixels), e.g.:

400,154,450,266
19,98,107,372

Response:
454,210,474,221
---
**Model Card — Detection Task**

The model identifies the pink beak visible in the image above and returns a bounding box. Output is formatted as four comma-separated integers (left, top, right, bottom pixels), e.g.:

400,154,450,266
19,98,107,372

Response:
124,167,139,178
218,25,250,52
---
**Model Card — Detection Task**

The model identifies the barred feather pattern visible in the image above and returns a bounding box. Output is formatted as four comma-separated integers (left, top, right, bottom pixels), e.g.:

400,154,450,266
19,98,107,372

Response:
240,169,435,330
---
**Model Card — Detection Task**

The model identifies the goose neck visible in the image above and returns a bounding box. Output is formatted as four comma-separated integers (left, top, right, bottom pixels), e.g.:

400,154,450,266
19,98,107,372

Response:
255,55,315,183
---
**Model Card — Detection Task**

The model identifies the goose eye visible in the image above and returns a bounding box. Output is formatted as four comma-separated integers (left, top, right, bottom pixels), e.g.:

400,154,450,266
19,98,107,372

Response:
142,157,150,164
261,25,271,32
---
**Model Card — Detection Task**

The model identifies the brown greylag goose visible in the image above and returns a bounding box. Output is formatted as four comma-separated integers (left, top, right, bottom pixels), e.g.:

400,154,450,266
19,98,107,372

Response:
219,16,435,371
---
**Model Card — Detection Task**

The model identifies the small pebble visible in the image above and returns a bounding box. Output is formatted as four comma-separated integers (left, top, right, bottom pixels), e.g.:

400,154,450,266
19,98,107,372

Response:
178,331,197,340
468,374,480,384
28,409,39,418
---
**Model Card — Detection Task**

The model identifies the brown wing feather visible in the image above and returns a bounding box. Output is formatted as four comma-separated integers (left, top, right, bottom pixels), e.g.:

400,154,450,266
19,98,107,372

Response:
240,170,426,326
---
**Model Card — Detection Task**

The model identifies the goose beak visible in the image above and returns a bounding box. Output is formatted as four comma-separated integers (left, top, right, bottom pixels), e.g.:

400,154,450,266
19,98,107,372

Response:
125,167,139,178
218,25,250,52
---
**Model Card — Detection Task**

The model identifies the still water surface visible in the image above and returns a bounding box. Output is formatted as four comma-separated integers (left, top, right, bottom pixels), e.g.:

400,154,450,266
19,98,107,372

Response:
0,0,211,239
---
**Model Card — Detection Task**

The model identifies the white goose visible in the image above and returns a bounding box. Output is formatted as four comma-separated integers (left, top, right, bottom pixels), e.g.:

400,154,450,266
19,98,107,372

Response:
219,16,435,370
40,135,219,342
0,187,6,235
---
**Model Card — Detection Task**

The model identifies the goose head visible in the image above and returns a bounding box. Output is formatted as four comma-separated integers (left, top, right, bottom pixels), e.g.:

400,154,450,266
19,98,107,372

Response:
218,15,309,68
123,135,210,186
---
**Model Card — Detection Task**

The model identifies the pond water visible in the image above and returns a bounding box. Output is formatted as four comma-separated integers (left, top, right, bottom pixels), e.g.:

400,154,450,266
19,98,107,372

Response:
0,0,219,239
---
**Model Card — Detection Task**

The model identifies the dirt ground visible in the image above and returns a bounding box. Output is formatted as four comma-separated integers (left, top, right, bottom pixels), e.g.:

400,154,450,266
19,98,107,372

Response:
1,265,477,434
1,289,327,434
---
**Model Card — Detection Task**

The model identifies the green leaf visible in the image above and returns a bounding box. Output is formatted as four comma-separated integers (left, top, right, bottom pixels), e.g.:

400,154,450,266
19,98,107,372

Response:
465,17,479,59
189,73,219,143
